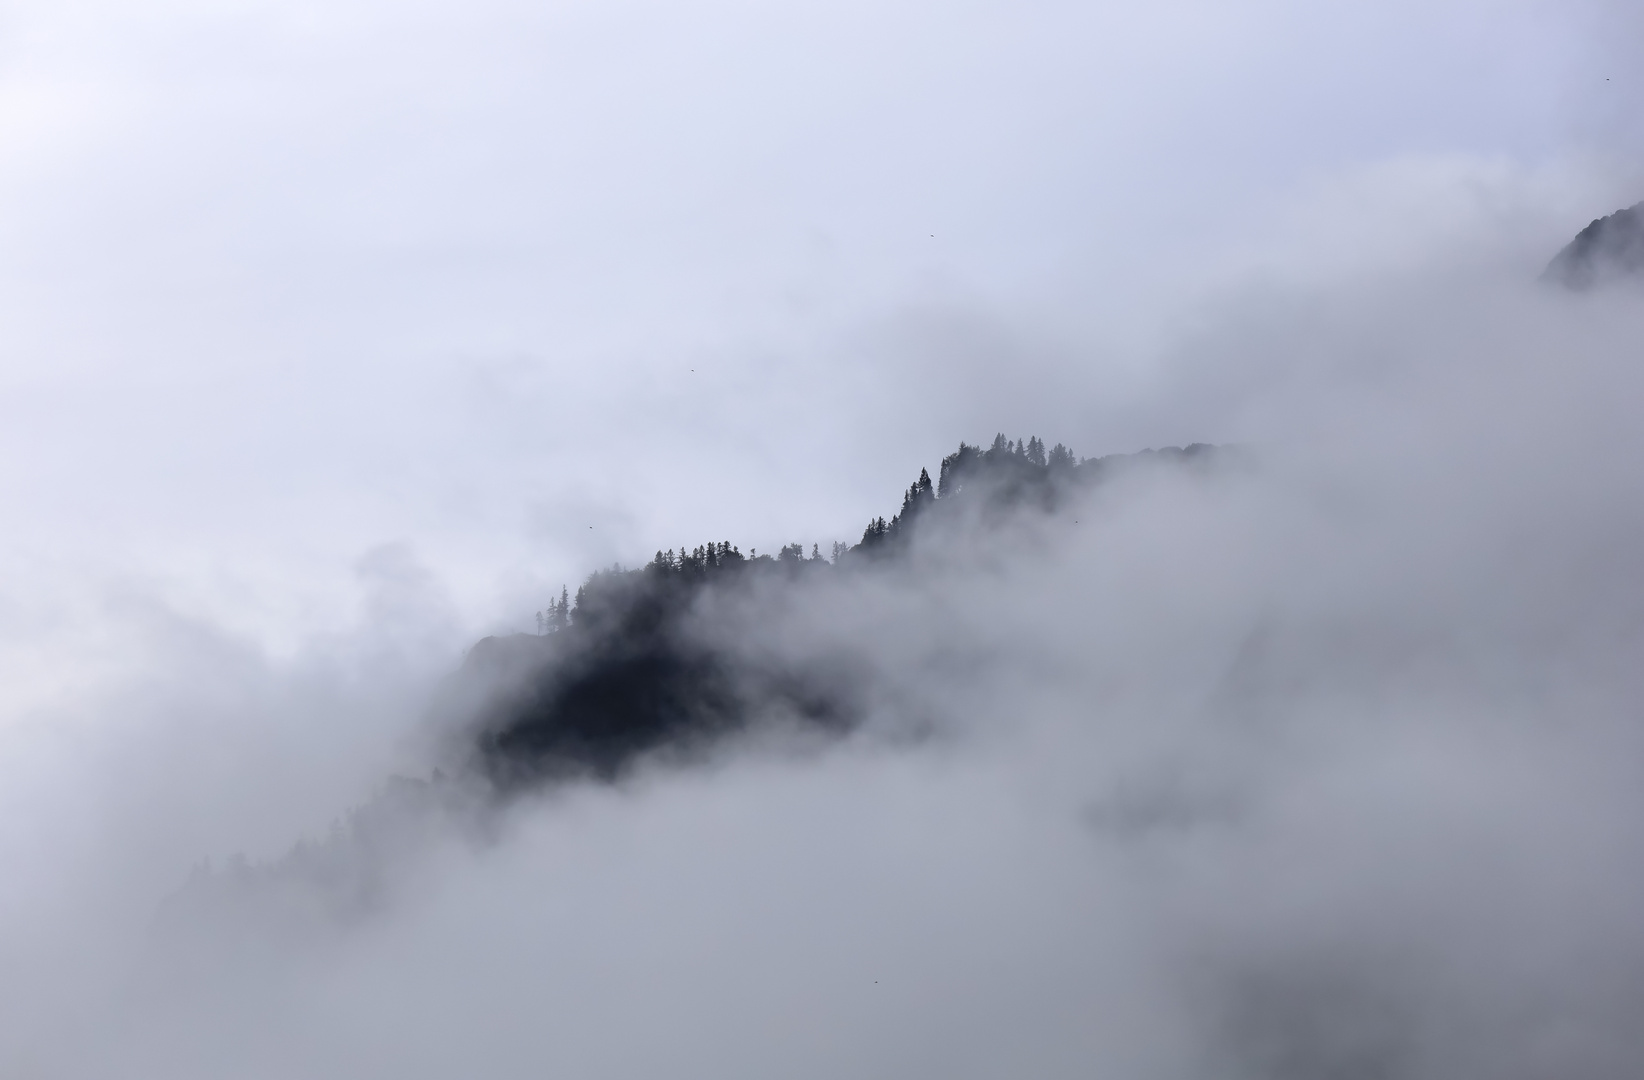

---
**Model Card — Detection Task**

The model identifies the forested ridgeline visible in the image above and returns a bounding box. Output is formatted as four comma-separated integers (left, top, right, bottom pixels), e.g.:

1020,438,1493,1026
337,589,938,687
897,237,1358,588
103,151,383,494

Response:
460,436,1218,789
156,436,1218,920
1544,199,1644,290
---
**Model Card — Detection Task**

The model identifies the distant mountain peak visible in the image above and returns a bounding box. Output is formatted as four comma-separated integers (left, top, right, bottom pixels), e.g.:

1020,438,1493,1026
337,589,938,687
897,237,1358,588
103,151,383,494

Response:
1544,201,1644,289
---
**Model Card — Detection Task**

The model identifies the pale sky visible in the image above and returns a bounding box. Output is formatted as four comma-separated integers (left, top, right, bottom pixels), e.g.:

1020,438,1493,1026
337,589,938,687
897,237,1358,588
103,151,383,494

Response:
0,0,1637,657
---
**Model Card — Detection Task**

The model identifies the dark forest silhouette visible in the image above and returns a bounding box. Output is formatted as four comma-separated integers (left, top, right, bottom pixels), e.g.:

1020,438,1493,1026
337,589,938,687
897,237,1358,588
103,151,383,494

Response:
469,437,1216,788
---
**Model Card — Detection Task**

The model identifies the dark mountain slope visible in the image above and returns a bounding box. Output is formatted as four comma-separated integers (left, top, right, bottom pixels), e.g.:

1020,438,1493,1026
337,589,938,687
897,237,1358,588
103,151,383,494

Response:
1544,201,1644,289
458,438,1218,789
155,436,1220,927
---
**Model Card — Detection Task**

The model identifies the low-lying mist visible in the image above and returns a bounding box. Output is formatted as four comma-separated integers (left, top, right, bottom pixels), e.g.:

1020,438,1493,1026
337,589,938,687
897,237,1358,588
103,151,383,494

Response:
5,262,1644,1079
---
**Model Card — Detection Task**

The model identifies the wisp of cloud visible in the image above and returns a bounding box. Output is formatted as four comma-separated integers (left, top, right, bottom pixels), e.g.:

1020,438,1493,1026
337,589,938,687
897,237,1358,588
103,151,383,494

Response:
6,254,1644,1078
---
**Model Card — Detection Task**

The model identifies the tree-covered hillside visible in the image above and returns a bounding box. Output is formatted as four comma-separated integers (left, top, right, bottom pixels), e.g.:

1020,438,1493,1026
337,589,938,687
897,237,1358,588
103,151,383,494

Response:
463,436,1216,788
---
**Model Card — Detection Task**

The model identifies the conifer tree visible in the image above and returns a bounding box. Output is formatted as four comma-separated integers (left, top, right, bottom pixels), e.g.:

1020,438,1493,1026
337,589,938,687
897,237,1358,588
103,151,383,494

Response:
898,467,935,525
938,442,977,497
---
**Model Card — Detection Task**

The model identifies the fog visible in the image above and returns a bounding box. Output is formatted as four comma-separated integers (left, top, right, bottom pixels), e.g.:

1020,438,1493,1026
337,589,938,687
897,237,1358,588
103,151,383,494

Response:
4,1,1644,1077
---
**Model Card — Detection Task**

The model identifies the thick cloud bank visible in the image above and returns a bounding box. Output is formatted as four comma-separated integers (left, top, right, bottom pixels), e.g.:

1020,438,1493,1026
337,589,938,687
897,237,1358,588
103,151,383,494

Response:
3,254,1644,1078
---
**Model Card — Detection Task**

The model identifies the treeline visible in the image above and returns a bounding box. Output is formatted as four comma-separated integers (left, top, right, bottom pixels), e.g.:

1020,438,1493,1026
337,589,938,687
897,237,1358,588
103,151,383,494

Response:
533,434,1212,633
480,436,1213,787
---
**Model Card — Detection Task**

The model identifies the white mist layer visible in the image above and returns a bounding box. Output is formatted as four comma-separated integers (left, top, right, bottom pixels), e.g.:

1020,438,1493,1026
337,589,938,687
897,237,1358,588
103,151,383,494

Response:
4,268,1643,1077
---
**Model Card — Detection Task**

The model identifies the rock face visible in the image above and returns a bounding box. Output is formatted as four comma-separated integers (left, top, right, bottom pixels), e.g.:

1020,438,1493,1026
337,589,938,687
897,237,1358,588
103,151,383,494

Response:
1544,201,1644,289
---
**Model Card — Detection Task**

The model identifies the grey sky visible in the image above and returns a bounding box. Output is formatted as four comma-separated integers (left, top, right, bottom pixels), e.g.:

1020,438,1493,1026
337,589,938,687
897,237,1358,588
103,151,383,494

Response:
0,0,1635,644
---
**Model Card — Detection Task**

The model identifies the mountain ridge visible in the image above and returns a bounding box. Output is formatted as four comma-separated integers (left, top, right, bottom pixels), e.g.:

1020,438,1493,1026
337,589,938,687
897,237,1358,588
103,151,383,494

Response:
460,437,1220,788
1544,200,1644,289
